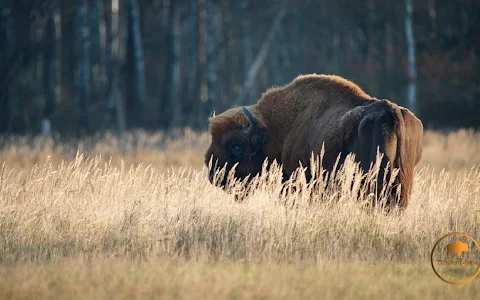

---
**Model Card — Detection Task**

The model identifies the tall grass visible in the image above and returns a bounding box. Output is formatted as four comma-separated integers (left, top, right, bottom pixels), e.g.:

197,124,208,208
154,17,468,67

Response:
1,130,479,266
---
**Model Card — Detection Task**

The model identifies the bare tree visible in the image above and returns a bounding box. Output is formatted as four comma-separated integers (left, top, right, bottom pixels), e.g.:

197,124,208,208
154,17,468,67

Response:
90,0,103,99
405,0,417,114
185,0,201,128
160,0,175,128
105,0,126,133
384,20,394,100
234,0,288,106
42,1,58,135
293,3,306,76
206,0,220,114
268,21,289,86
127,0,147,127
77,0,91,130
240,0,255,105
91,0,102,65
1,0,479,133
0,2,16,132
168,1,183,128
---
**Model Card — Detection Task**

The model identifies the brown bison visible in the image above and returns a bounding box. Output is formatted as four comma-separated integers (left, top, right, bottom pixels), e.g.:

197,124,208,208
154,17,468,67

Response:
205,74,423,207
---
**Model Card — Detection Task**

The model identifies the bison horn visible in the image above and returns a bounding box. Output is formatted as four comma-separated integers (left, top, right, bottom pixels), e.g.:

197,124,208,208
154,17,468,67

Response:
241,106,259,128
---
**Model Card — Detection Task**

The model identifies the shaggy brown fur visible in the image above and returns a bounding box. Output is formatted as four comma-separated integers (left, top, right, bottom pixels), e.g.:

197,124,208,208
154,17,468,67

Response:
205,74,423,208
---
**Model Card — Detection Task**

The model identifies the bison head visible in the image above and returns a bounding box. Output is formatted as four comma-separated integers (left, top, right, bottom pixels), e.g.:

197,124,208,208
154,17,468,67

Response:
205,106,268,187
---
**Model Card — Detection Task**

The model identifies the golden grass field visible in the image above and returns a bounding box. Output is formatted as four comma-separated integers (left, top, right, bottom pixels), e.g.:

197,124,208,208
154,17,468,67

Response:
0,129,480,299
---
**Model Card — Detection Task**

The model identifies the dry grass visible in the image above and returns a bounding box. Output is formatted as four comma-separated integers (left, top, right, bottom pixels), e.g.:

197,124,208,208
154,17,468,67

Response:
0,129,210,173
0,129,479,299
1,259,479,300
420,129,480,170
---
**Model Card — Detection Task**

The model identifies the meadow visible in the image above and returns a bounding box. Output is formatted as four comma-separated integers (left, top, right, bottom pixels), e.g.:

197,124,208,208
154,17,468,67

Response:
0,129,479,299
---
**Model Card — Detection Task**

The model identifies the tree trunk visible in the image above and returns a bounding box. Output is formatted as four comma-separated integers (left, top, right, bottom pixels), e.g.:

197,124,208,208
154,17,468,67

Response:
269,20,289,86
206,0,219,114
168,1,183,128
221,0,236,111
268,38,281,85
234,0,289,106
384,21,394,100
293,3,306,75
0,2,15,133
405,0,417,114
104,0,113,130
60,0,76,126
364,0,377,94
90,0,103,102
241,0,255,105
185,0,201,128
77,0,91,131
159,1,175,128
127,0,147,127
42,2,58,135
105,0,126,133
216,0,226,111
91,0,102,65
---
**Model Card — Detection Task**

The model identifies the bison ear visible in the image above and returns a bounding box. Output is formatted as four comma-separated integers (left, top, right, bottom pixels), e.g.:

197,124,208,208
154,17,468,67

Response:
251,129,268,150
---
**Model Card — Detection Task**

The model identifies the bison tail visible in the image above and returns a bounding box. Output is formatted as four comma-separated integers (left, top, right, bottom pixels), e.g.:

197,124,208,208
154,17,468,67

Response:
393,108,423,208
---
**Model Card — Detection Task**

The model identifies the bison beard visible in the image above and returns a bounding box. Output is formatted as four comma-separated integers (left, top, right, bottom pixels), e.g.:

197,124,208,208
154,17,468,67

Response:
205,74,423,208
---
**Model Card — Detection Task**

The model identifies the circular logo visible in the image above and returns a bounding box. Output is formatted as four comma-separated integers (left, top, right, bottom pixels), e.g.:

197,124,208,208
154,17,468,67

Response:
431,232,480,285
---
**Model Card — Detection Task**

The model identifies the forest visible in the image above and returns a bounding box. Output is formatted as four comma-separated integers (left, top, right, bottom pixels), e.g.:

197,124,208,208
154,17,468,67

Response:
0,0,479,135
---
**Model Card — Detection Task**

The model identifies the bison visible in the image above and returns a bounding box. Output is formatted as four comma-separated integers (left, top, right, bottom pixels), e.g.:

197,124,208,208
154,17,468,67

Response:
205,74,423,208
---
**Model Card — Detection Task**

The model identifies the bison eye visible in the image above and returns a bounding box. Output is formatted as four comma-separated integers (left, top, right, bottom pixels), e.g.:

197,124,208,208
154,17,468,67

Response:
227,141,245,158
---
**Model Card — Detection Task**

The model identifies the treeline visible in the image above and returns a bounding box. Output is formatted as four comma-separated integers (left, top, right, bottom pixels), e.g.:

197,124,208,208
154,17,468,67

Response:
0,0,479,135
